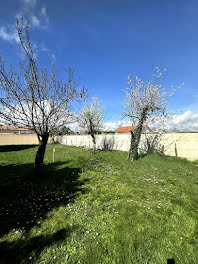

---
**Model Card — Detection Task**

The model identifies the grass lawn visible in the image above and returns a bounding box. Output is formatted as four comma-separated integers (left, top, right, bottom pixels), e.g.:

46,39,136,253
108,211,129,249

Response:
0,144,198,264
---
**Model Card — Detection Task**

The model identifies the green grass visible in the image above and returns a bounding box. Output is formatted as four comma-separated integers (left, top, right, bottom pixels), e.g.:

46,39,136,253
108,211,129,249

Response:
0,144,198,264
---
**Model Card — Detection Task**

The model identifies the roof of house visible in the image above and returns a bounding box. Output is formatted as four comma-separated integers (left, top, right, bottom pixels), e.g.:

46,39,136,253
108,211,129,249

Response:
115,124,148,133
0,125,33,131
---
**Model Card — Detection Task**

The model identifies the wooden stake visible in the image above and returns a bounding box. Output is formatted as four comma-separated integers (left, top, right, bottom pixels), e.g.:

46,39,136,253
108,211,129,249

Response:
53,148,55,162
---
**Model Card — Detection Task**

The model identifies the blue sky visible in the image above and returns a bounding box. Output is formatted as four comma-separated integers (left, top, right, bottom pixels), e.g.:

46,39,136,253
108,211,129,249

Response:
1,0,198,130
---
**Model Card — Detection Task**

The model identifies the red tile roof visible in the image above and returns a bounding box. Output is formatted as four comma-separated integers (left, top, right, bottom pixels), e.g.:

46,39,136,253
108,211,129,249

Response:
115,125,147,133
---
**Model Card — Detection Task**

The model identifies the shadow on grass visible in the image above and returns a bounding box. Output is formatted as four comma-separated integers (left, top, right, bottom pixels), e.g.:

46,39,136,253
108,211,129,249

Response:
0,160,89,263
0,145,37,152
167,259,175,264
0,228,71,264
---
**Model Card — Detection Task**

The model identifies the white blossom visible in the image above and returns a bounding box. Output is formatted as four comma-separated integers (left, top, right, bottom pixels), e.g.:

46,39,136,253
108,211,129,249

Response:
78,97,104,133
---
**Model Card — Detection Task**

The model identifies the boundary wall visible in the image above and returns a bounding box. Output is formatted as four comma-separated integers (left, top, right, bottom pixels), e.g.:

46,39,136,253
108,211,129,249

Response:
0,134,39,145
0,134,52,145
54,132,198,161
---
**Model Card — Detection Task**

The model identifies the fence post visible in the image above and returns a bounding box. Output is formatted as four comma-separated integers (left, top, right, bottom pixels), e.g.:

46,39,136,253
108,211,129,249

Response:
53,148,55,162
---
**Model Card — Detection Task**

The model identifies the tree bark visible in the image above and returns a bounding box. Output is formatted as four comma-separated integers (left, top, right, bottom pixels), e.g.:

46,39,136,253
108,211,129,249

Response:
36,133,41,144
128,108,147,162
91,133,96,154
128,131,136,160
34,132,49,172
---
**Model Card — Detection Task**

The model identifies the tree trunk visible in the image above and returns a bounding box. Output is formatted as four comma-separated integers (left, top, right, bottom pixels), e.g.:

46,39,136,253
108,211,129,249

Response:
128,131,137,160
36,133,41,144
130,135,139,162
128,108,147,162
34,132,49,172
91,133,96,154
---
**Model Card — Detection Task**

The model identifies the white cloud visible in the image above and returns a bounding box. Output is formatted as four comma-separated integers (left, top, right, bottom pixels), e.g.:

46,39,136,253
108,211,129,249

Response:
0,26,19,43
167,110,198,131
13,110,195,133
41,7,47,17
21,0,36,7
31,15,40,26
66,120,131,133
40,46,56,60
102,110,198,132
40,7,49,23
103,120,131,131
0,100,75,129
0,0,49,44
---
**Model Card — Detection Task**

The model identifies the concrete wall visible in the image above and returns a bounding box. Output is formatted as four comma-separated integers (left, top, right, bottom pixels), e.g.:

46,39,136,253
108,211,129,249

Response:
54,132,198,161
0,134,39,145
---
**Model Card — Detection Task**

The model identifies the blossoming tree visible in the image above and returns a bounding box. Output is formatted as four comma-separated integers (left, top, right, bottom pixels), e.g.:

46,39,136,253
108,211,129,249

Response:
123,68,182,162
78,97,104,153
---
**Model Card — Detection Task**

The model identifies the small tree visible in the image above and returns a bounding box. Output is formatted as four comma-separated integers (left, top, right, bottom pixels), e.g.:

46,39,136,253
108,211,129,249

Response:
57,126,73,135
0,19,86,173
123,68,181,162
78,97,104,153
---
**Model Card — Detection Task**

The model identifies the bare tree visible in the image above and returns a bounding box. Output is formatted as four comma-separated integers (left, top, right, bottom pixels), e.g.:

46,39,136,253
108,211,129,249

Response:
0,19,86,172
78,97,104,153
123,68,182,162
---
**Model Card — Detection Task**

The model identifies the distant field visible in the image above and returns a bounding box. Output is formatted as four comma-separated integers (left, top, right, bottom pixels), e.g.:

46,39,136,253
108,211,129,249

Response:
0,144,198,264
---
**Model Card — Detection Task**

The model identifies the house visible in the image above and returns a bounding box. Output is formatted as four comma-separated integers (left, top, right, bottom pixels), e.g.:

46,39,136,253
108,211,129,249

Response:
0,125,34,134
115,124,151,133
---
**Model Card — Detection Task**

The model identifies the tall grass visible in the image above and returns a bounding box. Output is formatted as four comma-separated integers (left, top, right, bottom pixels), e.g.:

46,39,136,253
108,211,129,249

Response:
0,144,197,263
